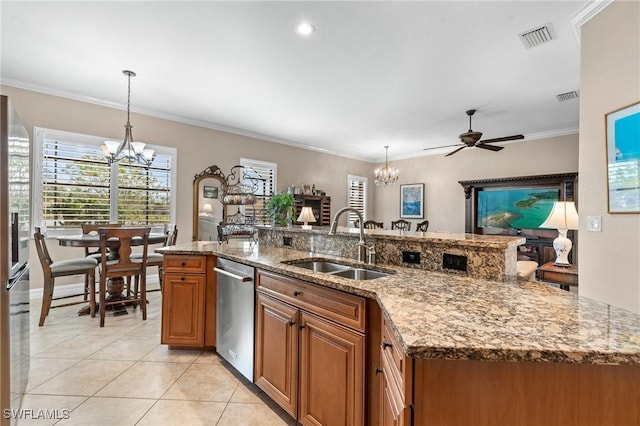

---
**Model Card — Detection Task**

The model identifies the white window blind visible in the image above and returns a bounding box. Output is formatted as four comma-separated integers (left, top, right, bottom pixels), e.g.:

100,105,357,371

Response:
347,175,367,227
36,128,176,232
241,158,277,225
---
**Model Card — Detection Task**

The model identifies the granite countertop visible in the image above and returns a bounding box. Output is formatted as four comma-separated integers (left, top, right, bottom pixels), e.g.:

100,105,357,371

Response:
259,225,527,249
158,241,640,365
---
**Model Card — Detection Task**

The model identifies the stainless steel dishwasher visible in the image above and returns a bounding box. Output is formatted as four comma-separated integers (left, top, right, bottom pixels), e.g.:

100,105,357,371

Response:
214,258,255,381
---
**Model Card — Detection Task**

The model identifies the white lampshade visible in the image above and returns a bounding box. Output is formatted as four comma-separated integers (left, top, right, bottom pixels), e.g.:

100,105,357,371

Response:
297,207,316,230
540,201,579,267
202,203,213,214
540,201,579,230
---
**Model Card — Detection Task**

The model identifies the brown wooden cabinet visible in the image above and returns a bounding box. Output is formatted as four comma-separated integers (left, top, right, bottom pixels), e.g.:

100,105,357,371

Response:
161,254,216,349
255,269,365,426
294,195,331,226
379,313,412,426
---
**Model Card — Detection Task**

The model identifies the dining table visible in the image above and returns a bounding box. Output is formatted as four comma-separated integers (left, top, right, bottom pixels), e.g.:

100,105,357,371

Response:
57,232,167,316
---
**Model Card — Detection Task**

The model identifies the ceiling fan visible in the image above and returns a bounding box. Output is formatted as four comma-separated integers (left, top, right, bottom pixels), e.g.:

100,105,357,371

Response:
425,109,524,157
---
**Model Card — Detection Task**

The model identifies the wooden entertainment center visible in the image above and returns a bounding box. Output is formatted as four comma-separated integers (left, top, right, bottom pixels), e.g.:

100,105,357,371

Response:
459,173,578,268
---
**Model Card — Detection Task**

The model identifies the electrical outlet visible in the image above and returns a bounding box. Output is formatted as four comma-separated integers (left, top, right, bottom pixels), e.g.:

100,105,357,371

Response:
402,251,420,264
443,253,467,272
587,216,602,232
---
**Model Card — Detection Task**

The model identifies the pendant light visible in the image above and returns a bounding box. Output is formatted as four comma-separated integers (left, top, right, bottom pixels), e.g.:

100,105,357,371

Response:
374,146,399,185
102,70,155,167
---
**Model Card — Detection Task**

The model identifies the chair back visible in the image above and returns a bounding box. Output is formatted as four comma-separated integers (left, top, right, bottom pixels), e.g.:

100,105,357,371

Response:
391,219,411,231
353,219,360,229
416,220,429,232
163,225,179,247
82,223,122,255
363,220,384,229
33,227,53,274
98,227,150,280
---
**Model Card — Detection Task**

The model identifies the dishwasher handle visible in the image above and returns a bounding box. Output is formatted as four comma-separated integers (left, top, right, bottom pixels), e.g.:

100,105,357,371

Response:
214,266,253,282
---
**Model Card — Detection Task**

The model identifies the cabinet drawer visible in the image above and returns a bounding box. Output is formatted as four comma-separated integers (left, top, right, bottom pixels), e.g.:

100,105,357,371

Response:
382,314,408,395
163,255,207,273
257,269,366,333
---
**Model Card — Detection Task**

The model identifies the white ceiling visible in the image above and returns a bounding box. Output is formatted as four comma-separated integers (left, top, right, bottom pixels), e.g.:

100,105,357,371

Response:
1,1,589,163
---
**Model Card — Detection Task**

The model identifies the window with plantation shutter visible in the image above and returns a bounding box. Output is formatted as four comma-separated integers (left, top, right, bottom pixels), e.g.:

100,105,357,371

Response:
240,158,277,225
347,175,367,227
34,128,176,234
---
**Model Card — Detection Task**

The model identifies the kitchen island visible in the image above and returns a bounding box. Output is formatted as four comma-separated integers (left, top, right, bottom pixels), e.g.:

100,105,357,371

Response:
158,241,640,425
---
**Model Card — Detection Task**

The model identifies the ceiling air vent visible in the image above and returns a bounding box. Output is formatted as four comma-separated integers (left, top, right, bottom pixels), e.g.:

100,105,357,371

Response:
519,24,553,49
556,91,579,102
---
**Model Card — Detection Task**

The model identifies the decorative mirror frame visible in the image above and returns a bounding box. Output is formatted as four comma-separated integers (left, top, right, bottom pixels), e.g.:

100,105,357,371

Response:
193,165,227,241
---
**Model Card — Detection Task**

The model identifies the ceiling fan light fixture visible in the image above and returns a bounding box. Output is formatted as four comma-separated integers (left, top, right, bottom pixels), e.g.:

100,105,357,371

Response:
374,145,399,186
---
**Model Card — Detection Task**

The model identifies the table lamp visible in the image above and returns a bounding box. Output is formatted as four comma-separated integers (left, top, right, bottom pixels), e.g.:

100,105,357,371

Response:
539,201,579,267
297,207,316,230
201,203,213,216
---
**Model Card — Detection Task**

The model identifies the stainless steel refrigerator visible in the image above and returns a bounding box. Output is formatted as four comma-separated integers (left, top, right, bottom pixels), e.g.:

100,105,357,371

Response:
0,95,31,426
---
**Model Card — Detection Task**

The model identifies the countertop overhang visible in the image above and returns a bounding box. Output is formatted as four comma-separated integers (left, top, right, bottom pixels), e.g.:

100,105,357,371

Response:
158,241,640,366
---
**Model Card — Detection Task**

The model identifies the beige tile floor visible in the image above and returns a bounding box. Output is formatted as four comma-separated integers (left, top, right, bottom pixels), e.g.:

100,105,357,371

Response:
15,283,295,426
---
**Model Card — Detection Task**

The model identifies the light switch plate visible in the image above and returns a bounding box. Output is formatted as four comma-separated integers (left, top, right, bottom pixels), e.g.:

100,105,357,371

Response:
587,216,602,232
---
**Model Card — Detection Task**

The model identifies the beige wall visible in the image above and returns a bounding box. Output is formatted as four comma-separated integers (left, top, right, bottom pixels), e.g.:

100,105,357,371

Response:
373,134,579,233
578,0,640,312
0,86,373,289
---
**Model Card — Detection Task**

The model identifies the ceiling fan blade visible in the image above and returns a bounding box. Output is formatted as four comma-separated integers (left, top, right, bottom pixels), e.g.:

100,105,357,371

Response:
445,145,467,157
476,143,504,152
423,143,462,151
479,134,524,144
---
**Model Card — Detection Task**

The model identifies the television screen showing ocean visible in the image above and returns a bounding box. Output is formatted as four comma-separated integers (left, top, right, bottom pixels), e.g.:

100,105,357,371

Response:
477,188,558,229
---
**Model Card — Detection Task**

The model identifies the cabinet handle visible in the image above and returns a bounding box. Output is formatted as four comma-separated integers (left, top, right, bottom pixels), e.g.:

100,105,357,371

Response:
293,290,301,296
382,341,393,350
289,320,296,327
180,276,185,281
299,324,305,330
181,262,186,267
375,368,383,375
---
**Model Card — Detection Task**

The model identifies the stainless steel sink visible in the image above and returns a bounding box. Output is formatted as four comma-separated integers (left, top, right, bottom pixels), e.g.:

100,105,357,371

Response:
289,260,352,273
284,258,392,280
330,268,390,280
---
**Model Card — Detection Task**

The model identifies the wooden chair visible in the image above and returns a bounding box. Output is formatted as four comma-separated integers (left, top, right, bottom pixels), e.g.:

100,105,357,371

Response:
416,220,429,232
391,219,411,231
363,220,384,229
33,227,98,326
81,223,122,300
130,225,178,294
95,227,150,327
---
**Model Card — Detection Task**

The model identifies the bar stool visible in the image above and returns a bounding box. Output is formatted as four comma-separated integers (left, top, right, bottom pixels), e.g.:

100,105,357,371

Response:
416,220,429,232
391,219,411,231
363,220,384,229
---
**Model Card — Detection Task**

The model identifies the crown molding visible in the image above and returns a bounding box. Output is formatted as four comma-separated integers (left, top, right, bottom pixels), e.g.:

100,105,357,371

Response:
570,0,613,46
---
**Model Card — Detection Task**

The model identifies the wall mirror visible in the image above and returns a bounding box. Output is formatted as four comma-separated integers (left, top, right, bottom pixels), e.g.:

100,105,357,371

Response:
193,165,227,241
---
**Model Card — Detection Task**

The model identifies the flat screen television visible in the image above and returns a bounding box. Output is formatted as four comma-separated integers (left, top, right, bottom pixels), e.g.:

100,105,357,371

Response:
476,187,559,230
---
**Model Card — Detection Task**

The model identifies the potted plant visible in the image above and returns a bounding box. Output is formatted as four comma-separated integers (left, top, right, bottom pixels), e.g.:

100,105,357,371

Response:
266,193,295,226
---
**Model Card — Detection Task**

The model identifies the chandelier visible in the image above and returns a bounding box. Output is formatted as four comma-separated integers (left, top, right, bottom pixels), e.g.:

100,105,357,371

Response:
374,145,399,185
102,70,155,167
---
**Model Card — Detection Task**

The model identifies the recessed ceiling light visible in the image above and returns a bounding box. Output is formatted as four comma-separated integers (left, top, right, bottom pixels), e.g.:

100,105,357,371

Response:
297,22,315,36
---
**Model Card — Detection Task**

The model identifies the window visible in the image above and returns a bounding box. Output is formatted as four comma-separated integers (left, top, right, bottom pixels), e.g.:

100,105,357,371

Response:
33,128,177,234
347,175,367,226
240,158,277,225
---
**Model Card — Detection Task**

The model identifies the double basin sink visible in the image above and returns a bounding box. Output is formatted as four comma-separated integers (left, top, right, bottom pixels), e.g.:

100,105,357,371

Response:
284,258,394,281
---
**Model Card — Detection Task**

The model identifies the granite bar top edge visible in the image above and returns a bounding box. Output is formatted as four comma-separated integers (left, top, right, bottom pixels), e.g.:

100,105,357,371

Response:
258,226,526,249
157,242,640,366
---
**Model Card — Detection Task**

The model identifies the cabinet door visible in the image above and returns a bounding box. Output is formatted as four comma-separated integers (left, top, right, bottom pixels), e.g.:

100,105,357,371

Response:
254,292,299,418
298,312,364,426
161,272,205,347
381,371,408,426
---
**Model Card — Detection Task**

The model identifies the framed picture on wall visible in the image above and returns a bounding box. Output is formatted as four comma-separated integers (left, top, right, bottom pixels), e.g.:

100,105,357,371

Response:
203,185,219,199
400,183,424,218
606,101,640,213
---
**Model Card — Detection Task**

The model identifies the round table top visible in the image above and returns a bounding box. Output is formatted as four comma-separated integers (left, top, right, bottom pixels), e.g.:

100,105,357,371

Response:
57,233,167,248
